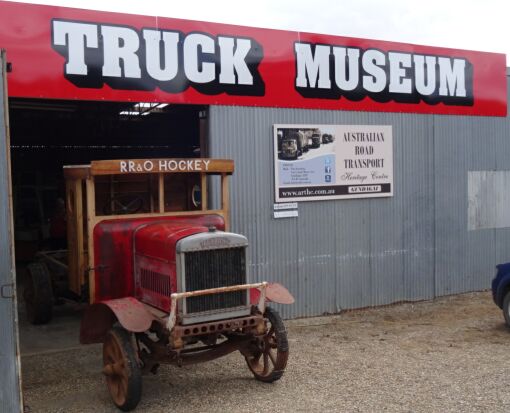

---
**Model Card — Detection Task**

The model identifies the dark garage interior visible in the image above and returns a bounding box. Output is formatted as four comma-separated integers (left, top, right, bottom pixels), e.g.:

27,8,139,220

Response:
9,98,206,263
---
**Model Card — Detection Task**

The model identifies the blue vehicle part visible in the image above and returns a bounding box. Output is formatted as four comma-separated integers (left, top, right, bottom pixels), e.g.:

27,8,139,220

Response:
492,262,510,308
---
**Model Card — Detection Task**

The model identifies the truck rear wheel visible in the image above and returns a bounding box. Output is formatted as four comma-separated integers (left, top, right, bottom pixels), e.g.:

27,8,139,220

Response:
24,261,53,325
245,307,289,383
103,326,142,412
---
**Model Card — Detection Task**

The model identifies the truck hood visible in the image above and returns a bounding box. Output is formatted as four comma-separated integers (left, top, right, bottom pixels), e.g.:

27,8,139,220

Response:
92,214,225,302
134,221,247,259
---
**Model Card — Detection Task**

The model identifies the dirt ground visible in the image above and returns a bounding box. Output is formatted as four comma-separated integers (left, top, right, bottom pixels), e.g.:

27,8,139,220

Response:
20,291,510,412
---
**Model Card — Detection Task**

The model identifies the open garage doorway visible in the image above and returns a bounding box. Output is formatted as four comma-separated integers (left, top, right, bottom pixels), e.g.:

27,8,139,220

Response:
10,98,207,355
11,99,207,261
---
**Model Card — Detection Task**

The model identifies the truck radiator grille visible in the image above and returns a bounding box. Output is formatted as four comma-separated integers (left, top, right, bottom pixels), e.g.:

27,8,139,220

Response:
184,247,246,314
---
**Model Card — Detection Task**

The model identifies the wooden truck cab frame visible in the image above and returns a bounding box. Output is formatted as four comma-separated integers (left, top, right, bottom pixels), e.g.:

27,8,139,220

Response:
64,158,234,303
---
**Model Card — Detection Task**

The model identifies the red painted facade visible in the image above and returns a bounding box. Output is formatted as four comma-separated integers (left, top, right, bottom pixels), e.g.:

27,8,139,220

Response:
0,1,506,116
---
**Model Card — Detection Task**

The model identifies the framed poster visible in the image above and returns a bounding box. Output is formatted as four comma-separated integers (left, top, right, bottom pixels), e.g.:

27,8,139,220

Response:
274,124,393,202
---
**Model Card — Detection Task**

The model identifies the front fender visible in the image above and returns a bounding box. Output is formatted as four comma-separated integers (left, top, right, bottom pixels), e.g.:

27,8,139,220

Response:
250,282,295,306
80,297,156,344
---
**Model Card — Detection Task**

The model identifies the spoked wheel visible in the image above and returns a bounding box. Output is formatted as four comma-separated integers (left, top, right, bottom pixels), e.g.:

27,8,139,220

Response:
245,307,289,383
24,262,53,325
103,327,142,412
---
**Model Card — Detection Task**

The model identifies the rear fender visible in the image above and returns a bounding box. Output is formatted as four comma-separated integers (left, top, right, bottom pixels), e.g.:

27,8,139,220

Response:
250,283,295,306
80,297,156,344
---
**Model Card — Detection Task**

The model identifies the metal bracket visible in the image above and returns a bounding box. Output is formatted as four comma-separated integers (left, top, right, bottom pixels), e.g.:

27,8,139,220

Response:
0,283,14,299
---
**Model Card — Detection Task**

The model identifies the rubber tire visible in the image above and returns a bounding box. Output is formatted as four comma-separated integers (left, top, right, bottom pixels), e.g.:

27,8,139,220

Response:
24,262,53,325
103,327,142,412
503,291,510,327
245,307,289,383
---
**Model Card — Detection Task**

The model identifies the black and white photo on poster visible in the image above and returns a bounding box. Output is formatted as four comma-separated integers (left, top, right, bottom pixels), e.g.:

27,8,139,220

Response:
274,124,393,202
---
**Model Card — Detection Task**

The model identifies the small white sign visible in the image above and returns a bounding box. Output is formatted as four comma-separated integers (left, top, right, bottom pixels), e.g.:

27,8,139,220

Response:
274,202,298,210
274,210,298,219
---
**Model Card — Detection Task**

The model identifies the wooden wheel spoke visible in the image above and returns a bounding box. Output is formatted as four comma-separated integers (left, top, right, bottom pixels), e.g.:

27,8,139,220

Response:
113,360,125,375
116,377,124,400
262,353,270,375
267,335,278,349
104,342,115,359
268,349,277,367
105,342,121,365
250,352,262,367
121,374,129,396
112,340,123,360
115,347,124,363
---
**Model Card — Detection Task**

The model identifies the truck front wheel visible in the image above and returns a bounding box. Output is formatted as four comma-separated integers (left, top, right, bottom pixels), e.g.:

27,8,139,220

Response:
103,326,142,411
244,307,289,383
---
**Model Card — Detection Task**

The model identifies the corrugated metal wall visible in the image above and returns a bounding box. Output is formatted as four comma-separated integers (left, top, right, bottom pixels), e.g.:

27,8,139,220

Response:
0,51,22,413
208,78,510,319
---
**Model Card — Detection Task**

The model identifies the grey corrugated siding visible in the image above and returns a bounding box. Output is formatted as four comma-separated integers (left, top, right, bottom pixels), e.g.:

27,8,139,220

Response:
208,79,510,319
0,52,22,412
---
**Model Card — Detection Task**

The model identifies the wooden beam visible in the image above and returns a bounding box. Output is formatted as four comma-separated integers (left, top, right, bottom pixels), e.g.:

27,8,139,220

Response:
85,177,96,304
63,165,91,180
75,180,85,292
221,173,230,231
201,173,207,211
91,209,226,222
66,178,85,295
158,173,165,212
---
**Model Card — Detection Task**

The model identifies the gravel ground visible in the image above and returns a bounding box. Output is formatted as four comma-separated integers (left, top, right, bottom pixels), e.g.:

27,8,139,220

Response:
21,291,510,412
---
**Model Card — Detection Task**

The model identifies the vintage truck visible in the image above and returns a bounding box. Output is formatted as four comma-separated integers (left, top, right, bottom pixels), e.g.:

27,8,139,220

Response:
295,129,309,155
24,158,294,411
280,133,300,160
310,130,321,148
277,129,299,160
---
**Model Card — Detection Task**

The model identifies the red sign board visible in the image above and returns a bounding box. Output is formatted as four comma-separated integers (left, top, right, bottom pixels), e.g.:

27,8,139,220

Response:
0,1,506,116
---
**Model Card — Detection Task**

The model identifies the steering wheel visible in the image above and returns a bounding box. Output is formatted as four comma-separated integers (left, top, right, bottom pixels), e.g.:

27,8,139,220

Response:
103,195,145,215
